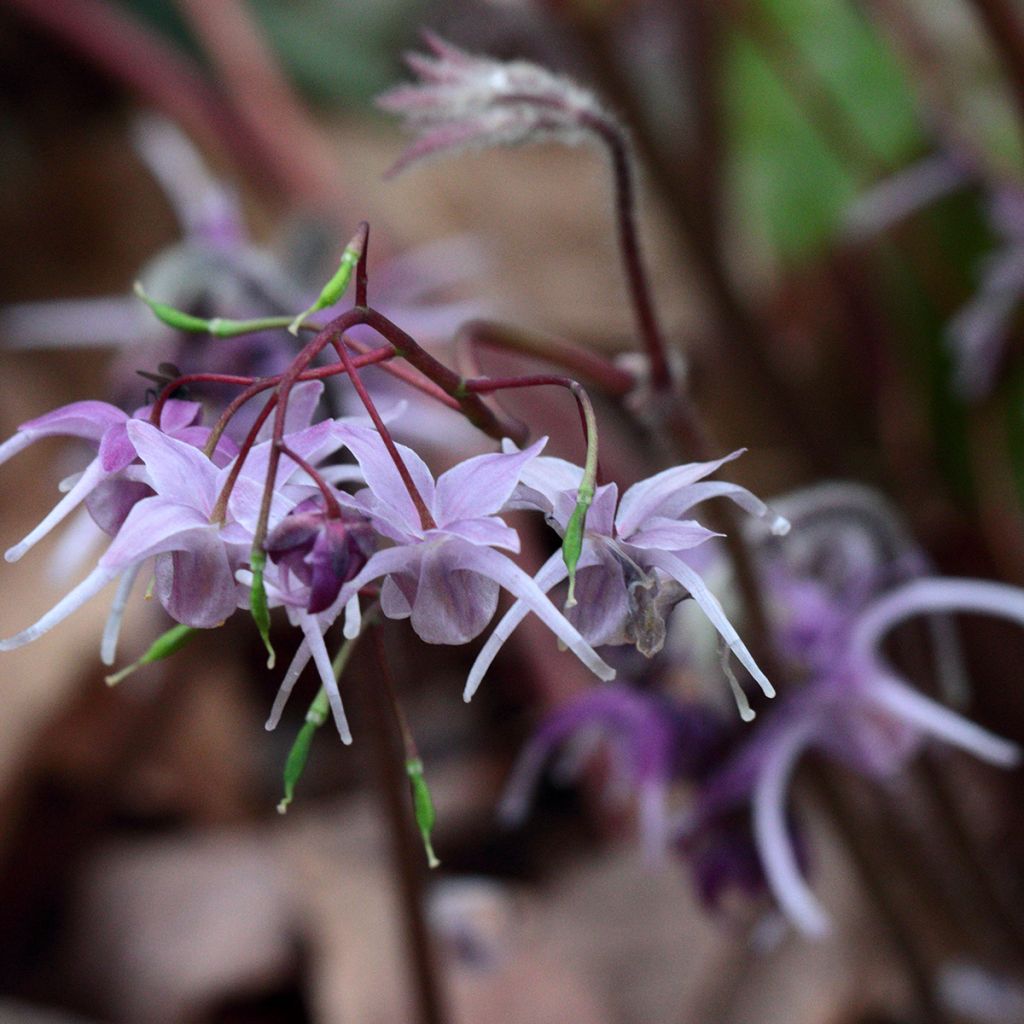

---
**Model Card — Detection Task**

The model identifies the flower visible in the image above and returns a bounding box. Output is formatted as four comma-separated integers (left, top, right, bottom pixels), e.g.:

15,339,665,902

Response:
0,383,355,661
465,446,789,703
500,682,725,861
0,397,236,565
265,503,375,614
377,32,613,175
266,426,616,735
684,572,1023,938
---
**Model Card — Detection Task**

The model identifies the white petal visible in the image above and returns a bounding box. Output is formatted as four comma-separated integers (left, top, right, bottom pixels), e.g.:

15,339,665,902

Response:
867,674,1020,767
0,565,118,650
101,563,143,666
647,549,775,699
300,613,353,744
5,458,106,563
753,722,830,937
464,550,569,701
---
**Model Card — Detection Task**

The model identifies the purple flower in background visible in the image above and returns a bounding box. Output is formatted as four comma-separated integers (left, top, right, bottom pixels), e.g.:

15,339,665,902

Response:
266,426,616,738
465,446,789,704
685,573,1022,937
500,684,690,861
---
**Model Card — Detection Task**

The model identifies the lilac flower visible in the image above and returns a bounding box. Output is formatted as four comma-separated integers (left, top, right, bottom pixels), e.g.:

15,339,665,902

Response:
465,446,789,703
377,32,613,175
500,683,725,862
686,573,1023,937
0,385,355,665
266,426,616,735
0,397,234,565
265,503,375,614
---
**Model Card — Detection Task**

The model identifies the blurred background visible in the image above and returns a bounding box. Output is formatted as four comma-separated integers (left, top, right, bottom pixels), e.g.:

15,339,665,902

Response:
1,0,1024,1022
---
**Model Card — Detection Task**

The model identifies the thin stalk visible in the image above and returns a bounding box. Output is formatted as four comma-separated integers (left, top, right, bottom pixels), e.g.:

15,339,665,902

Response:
454,319,636,396
962,0,1024,134
366,627,449,1024
2,0,290,204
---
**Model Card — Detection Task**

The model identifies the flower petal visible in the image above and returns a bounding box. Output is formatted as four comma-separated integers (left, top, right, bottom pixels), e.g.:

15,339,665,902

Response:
451,544,614,697
752,721,830,937
126,421,219,515
339,424,435,534
299,612,352,743
410,542,500,644
615,451,745,538
434,437,546,524
0,564,118,650
464,550,568,701
625,516,721,553
645,549,774,699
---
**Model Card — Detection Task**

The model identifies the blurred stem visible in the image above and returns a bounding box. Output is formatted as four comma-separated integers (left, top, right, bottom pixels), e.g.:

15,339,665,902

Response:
566,11,837,473
809,769,949,1023
367,627,449,1024
1,0,292,207
174,0,346,217
962,0,1024,134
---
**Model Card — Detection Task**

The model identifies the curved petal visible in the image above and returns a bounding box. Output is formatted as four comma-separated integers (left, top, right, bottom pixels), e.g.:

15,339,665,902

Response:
101,563,142,666
451,544,614,697
616,451,745,538
15,400,128,447
464,550,568,701
645,549,775,699
0,564,118,650
5,457,107,563
866,674,1020,767
752,721,829,937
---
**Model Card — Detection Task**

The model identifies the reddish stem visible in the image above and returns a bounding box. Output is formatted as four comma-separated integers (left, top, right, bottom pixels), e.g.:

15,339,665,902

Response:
454,319,636,396
277,443,342,518
2,0,290,204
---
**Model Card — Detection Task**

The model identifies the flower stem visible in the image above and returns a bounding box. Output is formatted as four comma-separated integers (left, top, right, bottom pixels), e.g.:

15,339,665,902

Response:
366,626,450,1024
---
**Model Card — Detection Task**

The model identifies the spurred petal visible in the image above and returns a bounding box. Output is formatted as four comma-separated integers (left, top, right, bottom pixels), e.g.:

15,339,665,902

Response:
615,451,745,537
434,437,546,524
645,549,774,699
866,674,1020,767
5,457,107,563
299,613,352,743
464,550,568,701
0,564,118,650
410,542,500,644
752,721,830,937
449,543,614,693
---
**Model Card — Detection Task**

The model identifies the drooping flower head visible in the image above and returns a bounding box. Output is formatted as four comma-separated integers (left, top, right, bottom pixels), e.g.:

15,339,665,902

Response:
466,445,789,707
